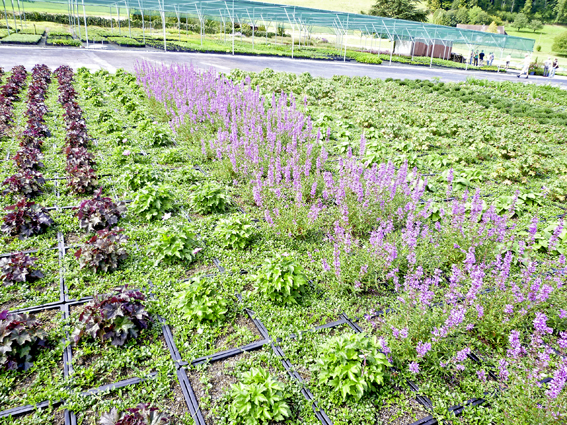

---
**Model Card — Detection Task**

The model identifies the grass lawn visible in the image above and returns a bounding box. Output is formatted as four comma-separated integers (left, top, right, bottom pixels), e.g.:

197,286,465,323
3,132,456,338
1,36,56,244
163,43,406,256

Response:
506,23,567,68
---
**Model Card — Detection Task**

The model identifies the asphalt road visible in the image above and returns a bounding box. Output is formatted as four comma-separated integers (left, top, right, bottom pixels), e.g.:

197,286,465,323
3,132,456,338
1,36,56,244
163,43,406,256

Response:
1,45,566,88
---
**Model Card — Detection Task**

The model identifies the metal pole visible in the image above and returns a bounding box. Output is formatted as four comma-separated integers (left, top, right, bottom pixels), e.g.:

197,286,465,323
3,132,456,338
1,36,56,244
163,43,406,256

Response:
252,10,254,49
17,0,25,28
430,40,435,67
161,8,166,51
75,0,81,39
15,0,22,31
117,4,121,36
138,1,145,44
82,0,88,47
389,37,393,65
232,1,234,55
9,0,17,32
110,6,112,31
1,0,10,35
125,1,131,38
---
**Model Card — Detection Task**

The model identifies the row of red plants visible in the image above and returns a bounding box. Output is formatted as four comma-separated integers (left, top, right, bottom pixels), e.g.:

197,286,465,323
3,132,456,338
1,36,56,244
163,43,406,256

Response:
0,65,27,137
1,65,55,240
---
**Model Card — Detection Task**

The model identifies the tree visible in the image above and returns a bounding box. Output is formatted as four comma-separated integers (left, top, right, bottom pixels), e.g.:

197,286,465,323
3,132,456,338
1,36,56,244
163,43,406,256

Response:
469,6,492,24
487,21,499,33
456,7,469,23
369,0,428,22
552,31,567,55
529,19,543,32
513,13,529,30
523,0,533,15
557,0,567,24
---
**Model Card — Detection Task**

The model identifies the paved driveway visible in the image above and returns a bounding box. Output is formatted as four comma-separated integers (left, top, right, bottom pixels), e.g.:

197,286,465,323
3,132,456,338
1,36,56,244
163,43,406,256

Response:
1,45,566,88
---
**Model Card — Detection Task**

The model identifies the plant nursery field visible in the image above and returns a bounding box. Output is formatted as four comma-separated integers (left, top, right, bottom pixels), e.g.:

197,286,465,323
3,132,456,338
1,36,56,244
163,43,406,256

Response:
0,62,566,425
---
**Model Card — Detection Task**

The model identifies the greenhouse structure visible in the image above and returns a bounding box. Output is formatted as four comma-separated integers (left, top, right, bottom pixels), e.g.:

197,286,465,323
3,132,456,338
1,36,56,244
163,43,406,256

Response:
3,0,535,64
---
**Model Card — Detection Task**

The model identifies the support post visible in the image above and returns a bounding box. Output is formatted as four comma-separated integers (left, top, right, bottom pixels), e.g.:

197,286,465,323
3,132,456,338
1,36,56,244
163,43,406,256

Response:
138,0,145,44
117,4,121,36
125,1,131,38
430,40,435,67
110,6,112,31
15,0,22,31
75,0,81,38
1,0,10,35
9,0,17,32
161,9,166,51
82,0,88,48
389,37,393,65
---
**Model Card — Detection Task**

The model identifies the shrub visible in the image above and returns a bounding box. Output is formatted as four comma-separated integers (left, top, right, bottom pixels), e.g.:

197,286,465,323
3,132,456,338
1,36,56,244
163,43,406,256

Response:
74,188,127,232
173,276,227,327
230,367,290,424
1,198,54,238
2,170,45,197
132,185,174,220
0,252,44,286
213,216,255,249
74,228,128,273
0,310,47,370
552,31,567,55
100,404,170,425
254,254,308,305
67,165,98,195
190,182,230,215
149,127,172,147
313,333,390,402
72,287,151,346
151,225,201,265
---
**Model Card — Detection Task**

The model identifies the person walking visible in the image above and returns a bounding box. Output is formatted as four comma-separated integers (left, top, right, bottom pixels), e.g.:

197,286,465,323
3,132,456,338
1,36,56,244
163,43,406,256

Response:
505,54,512,70
474,51,479,66
469,50,474,65
543,57,551,77
489,52,495,66
550,58,559,78
479,50,485,66
517,53,532,79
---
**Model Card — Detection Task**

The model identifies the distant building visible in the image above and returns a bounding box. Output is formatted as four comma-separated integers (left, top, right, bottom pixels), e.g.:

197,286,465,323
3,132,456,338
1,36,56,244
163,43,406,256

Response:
456,24,507,35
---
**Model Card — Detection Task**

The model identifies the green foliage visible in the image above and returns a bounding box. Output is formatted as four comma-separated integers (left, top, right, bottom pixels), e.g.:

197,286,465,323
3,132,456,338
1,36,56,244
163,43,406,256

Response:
47,38,81,46
513,13,529,31
229,367,291,425
213,216,255,249
368,0,427,22
121,163,162,191
173,276,227,327
0,310,47,371
190,182,230,215
529,19,543,33
150,225,201,265
1,34,42,44
313,333,391,402
552,31,567,55
149,127,172,147
107,36,145,47
255,255,308,305
132,185,174,220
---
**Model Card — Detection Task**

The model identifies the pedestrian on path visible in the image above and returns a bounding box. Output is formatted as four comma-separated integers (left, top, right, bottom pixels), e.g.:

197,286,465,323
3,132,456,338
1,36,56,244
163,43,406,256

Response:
479,50,485,66
505,54,512,70
489,52,495,66
474,51,479,66
550,58,559,78
469,50,474,65
517,53,531,79
544,57,551,77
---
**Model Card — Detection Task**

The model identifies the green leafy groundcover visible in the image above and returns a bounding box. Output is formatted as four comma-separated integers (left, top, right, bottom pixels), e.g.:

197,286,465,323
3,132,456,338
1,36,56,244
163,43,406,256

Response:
46,38,82,47
107,36,144,47
1,34,42,44
1,62,566,425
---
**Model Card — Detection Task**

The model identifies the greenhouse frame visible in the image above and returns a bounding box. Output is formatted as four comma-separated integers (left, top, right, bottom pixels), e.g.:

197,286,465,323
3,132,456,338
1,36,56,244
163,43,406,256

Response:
4,0,536,62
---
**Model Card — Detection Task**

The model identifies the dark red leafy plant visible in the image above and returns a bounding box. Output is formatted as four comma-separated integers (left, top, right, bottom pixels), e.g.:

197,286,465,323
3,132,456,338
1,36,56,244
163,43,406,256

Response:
0,252,44,286
2,169,46,197
74,228,128,273
1,198,54,238
72,287,151,347
13,146,44,170
100,404,170,425
67,165,98,194
0,309,48,371
74,188,126,233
